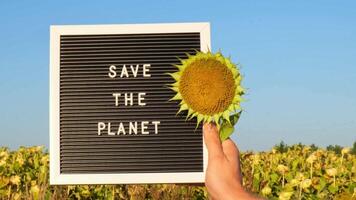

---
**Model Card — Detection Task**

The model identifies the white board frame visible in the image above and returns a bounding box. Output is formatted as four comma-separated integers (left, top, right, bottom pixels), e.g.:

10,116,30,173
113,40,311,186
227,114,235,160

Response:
50,22,210,185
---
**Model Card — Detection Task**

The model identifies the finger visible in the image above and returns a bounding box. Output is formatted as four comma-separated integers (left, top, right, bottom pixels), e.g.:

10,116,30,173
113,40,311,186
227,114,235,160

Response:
203,123,224,159
222,138,243,183
222,138,239,164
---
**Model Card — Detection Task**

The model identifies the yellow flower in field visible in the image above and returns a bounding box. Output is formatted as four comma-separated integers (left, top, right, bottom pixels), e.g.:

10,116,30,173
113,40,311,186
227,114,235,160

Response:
12,193,20,200
289,179,299,187
35,145,44,152
341,147,351,155
31,180,37,186
306,153,317,164
277,164,289,174
311,177,319,187
302,146,311,153
10,175,21,186
272,148,277,154
314,149,323,157
67,185,76,191
0,151,9,166
252,154,261,165
326,168,337,177
30,185,40,199
314,162,322,170
80,186,91,198
279,191,293,200
261,185,272,196
341,147,351,154
16,155,24,166
28,146,43,153
0,176,10,185
295,172,306,181
0,151,9,158
352,165,356,174
28,147,35,153
317,192,328,199
301,179,312,189
0,159,6,166
41,155,49,165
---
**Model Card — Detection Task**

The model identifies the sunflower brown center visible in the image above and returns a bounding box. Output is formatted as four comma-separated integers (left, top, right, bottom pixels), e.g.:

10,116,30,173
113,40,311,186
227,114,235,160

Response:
179,58,236,115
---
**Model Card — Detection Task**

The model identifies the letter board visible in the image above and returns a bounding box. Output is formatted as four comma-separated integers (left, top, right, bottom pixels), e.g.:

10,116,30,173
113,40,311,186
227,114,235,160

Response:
50,23,210,184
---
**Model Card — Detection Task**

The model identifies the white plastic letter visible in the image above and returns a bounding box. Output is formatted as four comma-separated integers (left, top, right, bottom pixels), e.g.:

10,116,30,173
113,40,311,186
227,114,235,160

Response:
118,122,126,135
152,121,160,134
124,93,133,106
107,122,115,135
138,92,146,106
98,122,106,135
112,93,121,106
130,64,139,77
108,65,117,78
129,122,138,135
120,64,129,78
141,121,149,134
143,64,151,77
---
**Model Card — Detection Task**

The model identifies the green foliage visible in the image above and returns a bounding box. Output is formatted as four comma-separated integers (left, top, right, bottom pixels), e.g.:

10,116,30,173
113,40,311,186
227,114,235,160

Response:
0,144,355,200
274,141,289,153
310,144,318,152
219,111,242,141
327,144,343,155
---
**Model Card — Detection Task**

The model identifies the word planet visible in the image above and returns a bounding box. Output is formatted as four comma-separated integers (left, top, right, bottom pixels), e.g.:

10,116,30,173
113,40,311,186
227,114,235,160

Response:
98,121,160,136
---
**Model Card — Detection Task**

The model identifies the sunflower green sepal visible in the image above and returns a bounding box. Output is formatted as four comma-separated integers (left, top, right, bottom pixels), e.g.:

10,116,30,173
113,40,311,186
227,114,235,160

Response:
229,111,242,126
219,111,242,141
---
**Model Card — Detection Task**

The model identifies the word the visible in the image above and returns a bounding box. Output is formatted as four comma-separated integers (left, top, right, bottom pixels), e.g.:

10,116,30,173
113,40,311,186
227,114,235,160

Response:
112,92,146,106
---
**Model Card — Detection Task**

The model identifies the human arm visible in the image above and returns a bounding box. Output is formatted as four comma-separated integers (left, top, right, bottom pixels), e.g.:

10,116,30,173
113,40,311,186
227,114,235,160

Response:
203,123,263,200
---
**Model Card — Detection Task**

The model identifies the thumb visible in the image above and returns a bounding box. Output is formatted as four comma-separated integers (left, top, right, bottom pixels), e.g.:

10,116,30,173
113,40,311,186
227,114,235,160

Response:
203,123,224,159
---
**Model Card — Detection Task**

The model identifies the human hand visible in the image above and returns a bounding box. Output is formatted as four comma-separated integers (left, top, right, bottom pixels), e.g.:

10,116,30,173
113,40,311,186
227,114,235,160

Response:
203,123,261,200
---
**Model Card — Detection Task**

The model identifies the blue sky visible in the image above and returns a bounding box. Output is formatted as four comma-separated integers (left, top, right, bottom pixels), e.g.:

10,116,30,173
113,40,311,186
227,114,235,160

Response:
0,1,355,151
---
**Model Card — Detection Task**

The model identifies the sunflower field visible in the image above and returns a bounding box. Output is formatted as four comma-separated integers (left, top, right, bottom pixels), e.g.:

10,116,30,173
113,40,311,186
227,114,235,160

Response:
0,143,355,200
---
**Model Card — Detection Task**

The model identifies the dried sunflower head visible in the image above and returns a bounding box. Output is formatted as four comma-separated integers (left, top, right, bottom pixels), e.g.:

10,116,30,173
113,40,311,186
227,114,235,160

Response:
168,51,244,140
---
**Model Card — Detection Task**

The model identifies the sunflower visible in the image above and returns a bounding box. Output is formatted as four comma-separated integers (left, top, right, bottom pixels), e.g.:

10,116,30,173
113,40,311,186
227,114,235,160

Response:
168,51,244,140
